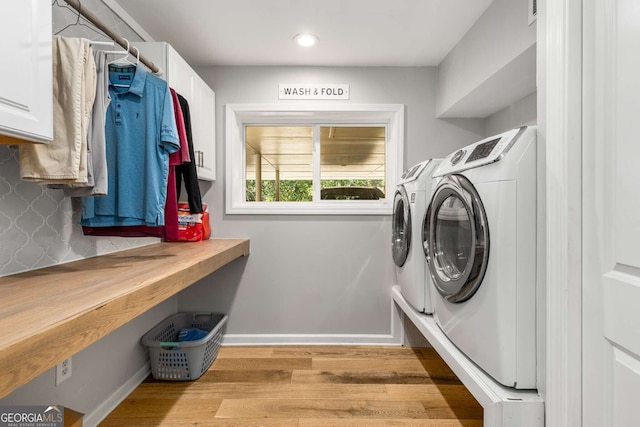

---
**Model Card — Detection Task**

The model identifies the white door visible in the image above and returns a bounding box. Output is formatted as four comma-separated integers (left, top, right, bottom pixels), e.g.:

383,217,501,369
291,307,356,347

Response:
583,0,640,425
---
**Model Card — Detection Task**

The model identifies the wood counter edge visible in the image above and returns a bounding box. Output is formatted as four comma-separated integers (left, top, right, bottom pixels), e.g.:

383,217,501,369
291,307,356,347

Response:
0,238,250,399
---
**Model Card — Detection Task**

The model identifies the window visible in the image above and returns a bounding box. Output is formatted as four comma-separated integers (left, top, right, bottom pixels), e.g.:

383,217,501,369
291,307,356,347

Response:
226,104,404,215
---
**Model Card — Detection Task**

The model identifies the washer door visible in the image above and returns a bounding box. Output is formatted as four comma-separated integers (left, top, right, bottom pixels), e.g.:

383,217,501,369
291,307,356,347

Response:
423,175,489,303
392,186,411,267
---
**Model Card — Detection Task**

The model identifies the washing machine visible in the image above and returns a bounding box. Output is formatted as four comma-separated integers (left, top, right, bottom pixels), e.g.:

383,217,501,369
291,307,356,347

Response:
392,159,441,314
423,126,537,389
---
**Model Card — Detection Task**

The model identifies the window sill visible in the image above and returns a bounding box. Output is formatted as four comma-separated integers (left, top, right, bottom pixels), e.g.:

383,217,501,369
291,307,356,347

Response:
227,200,393,215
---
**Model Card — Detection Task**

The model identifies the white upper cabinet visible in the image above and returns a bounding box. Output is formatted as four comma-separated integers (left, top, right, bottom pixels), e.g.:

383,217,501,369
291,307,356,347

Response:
191,73,215,181
133,42,216,181
0,0,53,144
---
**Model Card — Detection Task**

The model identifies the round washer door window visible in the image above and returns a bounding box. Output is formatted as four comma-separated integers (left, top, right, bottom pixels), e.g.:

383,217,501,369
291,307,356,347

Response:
392,186,411,267
423,174,489,303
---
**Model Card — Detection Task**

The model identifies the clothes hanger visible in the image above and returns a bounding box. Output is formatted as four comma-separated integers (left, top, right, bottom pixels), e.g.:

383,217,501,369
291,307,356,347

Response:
106,39,135,66
131,46,141,66
105,41,140,67
106,39,139,87
53,0,109,40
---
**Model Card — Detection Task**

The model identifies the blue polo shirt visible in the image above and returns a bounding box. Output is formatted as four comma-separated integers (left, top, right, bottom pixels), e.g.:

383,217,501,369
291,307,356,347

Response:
81,65,179,227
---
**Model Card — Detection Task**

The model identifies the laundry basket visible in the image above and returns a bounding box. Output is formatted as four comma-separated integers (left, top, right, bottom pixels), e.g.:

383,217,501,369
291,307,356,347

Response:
141,312,228,381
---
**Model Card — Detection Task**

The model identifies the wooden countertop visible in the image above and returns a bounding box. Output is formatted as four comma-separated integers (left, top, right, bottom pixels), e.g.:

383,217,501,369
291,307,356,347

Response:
0,238,250,399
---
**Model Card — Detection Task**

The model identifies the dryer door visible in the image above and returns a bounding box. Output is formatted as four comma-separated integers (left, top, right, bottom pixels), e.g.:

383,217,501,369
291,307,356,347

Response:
423,174,489,303
392,186,411,267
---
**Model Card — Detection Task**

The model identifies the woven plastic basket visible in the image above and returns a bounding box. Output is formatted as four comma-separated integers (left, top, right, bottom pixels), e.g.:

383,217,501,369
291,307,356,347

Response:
141,312,227,381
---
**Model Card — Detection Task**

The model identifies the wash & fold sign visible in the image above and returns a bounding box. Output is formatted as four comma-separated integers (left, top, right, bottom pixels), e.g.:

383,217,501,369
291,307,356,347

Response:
279,84,350,100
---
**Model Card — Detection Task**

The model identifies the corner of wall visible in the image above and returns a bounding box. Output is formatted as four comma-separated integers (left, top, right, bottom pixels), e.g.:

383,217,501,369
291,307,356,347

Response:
436,0,537,119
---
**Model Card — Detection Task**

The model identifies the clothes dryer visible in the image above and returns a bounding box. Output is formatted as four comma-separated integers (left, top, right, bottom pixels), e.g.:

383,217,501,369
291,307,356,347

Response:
392,159,440,313
423,126,537,389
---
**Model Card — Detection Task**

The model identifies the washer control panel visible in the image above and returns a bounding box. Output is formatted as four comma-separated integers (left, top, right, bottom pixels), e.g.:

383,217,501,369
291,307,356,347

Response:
465,138,500,163
434,126,529,177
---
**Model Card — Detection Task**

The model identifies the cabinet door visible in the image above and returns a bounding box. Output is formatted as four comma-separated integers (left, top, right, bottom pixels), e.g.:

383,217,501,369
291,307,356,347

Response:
192,74,216,181
166,45,194,102
0,0,53,143
130,42,215,181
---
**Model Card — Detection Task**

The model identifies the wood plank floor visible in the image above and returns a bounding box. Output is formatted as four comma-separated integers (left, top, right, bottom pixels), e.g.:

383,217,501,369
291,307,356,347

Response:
100,346,483,426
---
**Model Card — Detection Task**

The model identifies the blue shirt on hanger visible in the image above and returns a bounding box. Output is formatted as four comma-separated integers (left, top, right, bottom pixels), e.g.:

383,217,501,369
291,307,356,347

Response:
82,64,180,227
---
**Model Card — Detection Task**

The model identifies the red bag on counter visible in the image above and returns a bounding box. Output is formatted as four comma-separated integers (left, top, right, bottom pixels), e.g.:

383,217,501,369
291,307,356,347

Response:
176,202,210,241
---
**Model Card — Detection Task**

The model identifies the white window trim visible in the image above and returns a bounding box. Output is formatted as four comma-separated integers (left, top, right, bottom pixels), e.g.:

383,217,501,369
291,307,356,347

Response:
225,103,404,215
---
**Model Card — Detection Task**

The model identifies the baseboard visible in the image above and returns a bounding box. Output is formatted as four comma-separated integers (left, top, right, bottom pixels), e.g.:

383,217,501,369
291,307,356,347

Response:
223,298,404,346
83,362,151,427
222,333,401,346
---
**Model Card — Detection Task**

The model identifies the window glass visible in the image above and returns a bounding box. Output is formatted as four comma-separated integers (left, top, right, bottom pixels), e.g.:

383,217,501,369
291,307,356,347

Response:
245,126,312,202
434,196,472,280
392,190,410,266
319,126,386,200
245,125,386,202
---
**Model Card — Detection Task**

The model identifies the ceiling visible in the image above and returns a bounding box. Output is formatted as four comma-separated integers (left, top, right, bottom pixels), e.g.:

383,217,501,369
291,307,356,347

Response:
110,0,494,67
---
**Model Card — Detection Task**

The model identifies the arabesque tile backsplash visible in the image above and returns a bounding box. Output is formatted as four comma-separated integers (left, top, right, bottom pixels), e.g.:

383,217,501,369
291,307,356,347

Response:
0,146,158,277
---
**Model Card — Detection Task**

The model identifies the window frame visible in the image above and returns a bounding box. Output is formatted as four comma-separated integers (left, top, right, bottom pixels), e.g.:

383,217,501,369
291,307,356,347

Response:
225,103,404,215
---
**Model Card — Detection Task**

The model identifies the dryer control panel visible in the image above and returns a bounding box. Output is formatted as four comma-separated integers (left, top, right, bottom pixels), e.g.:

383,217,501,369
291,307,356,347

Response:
434,126,532,176
399,159,431,184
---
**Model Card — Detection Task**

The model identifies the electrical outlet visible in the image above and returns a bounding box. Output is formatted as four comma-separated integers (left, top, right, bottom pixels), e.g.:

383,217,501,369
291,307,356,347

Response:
55,357,72,386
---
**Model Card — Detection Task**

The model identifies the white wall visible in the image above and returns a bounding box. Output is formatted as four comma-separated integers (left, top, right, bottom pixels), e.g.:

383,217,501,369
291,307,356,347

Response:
436,0,536,118
485,92,537,136
178,66,484,344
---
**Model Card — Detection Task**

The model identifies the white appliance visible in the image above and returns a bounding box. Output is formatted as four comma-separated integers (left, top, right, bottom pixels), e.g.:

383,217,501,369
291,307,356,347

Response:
423,126,537,389
392,159,441,313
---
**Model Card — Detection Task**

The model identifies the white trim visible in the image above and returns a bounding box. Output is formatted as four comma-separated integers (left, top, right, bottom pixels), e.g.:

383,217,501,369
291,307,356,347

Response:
84,362,150,427
222,333,400,346
100,0,155,42
392,286,544,427
539,0,584,426
225,103,404,215
223,297,403,346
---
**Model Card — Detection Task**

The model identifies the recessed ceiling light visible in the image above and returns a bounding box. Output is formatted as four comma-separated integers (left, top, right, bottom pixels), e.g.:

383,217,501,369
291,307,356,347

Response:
293,33,319,47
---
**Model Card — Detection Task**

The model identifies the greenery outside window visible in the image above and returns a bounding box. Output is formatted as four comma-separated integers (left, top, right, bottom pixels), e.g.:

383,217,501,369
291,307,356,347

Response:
226,104,404,215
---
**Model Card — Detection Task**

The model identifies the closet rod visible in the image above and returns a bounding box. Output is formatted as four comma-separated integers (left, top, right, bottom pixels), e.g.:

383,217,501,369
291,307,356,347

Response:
62,0,161,75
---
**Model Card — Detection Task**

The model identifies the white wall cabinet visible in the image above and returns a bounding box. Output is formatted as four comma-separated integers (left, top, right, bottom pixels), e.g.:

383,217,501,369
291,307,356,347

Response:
191,74,216,181
0,0,53,144
133,42,216,181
